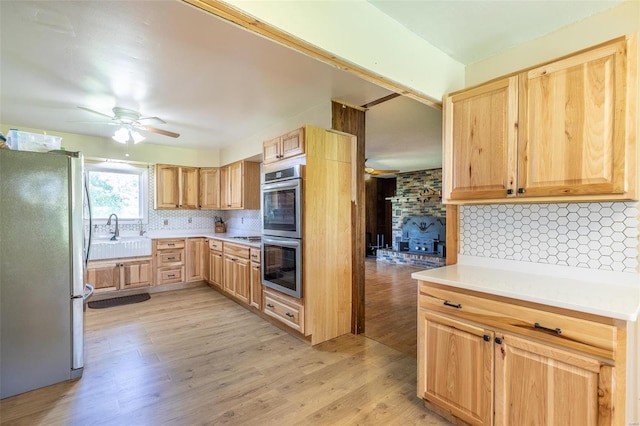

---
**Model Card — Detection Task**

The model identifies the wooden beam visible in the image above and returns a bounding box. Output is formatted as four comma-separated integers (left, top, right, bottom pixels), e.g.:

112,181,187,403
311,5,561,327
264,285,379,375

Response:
361,93,401,109
182,0,442,110
331,100,366,335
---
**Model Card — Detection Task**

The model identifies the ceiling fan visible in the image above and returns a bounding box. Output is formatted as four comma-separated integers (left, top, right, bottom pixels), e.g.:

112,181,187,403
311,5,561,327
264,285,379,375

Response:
365,159,400,176
77,106,180,139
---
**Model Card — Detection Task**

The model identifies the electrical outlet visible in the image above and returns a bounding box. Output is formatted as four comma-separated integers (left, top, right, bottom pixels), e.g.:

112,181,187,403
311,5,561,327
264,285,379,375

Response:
241,217,244,224
164,219,168,226
188,217,192,223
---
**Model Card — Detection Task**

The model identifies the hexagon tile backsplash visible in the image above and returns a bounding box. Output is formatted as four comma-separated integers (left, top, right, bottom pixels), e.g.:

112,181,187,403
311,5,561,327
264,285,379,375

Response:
460,202,639,273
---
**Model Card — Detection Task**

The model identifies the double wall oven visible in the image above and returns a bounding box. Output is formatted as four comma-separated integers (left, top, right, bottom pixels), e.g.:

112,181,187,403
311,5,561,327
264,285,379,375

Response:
261,165,303,299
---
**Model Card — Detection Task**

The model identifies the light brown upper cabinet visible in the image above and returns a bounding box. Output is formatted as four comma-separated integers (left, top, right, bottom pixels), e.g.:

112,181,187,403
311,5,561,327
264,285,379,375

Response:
263,127,305,164
199,167,220,209
444,34,637,204
155,164,199,209
220,161,260,210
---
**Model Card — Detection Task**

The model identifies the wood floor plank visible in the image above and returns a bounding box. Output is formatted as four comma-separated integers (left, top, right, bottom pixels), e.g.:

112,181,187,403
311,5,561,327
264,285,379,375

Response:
364,258,421,357
0,284,449,425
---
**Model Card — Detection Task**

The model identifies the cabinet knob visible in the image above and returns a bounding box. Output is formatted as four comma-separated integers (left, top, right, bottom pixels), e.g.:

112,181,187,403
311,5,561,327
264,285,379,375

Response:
518,188,526,194
483,335,491,342
506,189,514,195
285,312,294,318
495,337,503,344
267,303,274,308
175,204,179,207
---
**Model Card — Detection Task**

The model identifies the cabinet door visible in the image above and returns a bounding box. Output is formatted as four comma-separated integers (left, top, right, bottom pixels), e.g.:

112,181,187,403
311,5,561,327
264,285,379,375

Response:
121,259,151,289
86,262,119,292
227,162,244,209
418,311,493,426
234,258,250,305
280,128,304,160
494,333,606,426
444,77,518,201
223,254,235,294
155,164,180,208
203,240,210,283
263,136,281,165
185,238,204,282
210,250,223,288
180,167,199,209
519,39,630,197
220,166,230,209
199,168,220,209
250,261,262,309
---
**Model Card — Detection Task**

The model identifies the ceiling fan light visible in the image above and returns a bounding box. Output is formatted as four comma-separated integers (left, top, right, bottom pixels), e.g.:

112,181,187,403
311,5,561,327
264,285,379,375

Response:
131,130,145,144
112,127,129,144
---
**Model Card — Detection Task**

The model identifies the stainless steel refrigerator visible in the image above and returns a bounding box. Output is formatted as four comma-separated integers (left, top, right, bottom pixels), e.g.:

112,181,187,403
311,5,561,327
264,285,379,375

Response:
0,149,93,399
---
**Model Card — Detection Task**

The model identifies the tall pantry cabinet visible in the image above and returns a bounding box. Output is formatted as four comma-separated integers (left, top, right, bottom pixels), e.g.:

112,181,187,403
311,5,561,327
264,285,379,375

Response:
262,125,356,345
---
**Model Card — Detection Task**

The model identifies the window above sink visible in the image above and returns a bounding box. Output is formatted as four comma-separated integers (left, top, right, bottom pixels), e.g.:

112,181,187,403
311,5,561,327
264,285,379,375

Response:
86,160,149,224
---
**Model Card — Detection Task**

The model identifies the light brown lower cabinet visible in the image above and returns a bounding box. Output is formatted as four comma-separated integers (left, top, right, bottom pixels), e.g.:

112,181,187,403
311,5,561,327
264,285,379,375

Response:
154,239,185,285
417,281,622,426
249,248,262,310
209,249,223,288
185,237,204,282
87,257,152,292
263,288,304,334
223,253,249,304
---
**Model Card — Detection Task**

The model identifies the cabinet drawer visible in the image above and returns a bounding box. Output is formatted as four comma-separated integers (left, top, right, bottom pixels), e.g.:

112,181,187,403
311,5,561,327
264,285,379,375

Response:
157,249,184,267
224,242,250,259
209,239,223,251
263,289,304,333
156,239,185,250
419,282,617,360
249,248,261,263
157,267,184,285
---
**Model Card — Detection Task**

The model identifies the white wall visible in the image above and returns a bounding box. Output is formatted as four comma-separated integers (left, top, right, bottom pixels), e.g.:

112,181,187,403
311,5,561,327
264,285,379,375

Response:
1,123,220,167
223,0,465,103
219,100,331,165
466,0,640,85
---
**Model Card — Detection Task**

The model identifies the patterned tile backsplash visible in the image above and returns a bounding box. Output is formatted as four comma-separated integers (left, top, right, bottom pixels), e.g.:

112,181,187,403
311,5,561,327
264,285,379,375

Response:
460,202,639,273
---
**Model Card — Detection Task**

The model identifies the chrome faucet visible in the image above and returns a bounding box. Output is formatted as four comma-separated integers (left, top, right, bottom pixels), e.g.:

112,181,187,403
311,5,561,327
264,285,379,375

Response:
106,213,119,240
138,219,146,236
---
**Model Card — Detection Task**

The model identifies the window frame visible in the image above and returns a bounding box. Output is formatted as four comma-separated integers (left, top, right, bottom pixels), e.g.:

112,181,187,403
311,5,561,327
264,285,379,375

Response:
85,160,149,224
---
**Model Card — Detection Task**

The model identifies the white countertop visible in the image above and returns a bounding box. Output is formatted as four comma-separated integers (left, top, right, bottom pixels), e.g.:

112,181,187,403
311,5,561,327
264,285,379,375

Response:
411,255,640,321
144,230,262,247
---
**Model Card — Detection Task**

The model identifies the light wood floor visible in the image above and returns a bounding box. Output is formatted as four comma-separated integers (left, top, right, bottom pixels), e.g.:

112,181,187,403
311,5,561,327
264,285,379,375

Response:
364,258,421,358
0,285,450,425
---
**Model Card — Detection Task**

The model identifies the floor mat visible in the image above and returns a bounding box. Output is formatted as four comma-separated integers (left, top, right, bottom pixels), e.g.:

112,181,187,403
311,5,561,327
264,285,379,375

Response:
88,293,150,309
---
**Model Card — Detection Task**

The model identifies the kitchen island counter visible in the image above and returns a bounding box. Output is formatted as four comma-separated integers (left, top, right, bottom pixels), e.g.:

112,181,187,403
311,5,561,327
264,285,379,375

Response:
412,255,640,321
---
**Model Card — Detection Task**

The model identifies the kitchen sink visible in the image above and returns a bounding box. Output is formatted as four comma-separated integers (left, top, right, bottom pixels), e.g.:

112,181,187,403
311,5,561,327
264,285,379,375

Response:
89,235,152,260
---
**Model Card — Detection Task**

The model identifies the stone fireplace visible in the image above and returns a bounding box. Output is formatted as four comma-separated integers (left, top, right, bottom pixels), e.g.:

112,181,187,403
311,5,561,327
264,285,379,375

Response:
376,169,446,269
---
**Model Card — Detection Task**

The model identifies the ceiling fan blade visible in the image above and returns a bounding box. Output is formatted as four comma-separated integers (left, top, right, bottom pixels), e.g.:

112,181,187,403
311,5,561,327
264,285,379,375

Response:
138,115,166,124
139,125,180,138
77,106,113,119
370,169,400,175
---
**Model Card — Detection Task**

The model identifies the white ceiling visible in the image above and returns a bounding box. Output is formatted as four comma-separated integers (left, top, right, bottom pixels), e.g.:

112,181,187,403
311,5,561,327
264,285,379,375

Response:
0,1,623,174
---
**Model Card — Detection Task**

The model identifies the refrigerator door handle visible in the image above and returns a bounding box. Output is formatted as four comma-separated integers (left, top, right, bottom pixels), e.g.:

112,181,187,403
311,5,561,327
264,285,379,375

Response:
71,297,84,371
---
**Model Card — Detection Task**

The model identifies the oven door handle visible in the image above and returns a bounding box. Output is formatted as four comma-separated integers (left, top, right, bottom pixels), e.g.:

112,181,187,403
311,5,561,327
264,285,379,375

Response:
262,236,301,248
262,179,300,191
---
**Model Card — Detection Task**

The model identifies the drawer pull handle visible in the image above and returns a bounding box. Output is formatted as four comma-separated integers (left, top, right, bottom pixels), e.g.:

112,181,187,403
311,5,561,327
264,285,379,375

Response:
167,257,176,261
167,274,175,278
168,244,175,247
285,312,294,318
267,303,274,308
443,300,462,309
534,322,562,335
